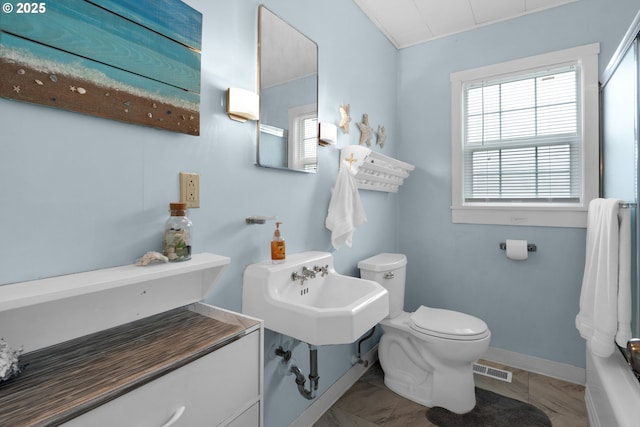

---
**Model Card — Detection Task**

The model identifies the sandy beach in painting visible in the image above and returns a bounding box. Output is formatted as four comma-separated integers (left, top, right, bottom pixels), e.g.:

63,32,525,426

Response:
0,56,200,136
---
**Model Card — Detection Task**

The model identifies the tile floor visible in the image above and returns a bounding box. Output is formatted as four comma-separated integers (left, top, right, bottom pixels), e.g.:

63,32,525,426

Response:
314,359,589,426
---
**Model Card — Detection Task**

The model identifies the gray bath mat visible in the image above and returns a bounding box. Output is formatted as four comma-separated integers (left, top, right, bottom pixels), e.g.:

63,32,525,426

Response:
426,387,552,427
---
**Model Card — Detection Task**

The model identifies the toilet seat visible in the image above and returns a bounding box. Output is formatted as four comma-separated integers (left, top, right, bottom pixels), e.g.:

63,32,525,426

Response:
408,306,489,341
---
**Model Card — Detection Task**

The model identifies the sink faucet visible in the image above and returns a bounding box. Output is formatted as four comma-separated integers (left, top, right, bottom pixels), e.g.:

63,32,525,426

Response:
292,266,317,285
302,266,316,279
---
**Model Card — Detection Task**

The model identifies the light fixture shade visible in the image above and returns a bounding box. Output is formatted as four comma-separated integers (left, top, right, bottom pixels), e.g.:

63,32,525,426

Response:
226,88,259,122
319,122,338,146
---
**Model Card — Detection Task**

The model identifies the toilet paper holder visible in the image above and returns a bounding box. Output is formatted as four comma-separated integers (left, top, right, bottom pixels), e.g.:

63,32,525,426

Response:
499,242,537,252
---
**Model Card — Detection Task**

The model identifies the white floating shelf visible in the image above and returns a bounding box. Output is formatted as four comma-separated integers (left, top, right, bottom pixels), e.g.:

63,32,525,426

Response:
0,253,231,313
340,145,415,193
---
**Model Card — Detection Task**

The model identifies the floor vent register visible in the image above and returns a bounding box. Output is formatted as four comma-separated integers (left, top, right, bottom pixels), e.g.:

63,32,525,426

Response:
473,363,513,383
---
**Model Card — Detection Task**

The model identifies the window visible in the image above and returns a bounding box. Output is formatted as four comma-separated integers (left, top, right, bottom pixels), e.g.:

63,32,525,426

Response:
465,66,579,201
298,114,318,171
288,104,318,171
450,44,599,227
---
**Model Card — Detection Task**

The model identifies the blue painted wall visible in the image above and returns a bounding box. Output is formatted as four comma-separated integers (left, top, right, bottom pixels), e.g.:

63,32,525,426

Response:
1,0,639,426
0,1,397,426
397,0,640,369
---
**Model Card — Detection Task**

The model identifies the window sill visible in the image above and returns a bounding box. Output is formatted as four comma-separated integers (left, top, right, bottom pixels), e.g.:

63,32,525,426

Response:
451,205,587,228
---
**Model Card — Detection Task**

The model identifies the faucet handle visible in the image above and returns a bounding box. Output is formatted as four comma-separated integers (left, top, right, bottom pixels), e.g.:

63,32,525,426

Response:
292,271,306,284
314,265,329,276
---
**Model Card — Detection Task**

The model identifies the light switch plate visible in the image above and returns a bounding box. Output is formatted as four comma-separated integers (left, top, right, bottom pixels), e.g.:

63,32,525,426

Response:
179,172,200,208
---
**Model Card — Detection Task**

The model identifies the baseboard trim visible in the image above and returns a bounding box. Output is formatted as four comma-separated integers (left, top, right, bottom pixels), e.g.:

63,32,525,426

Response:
483,346,586,385
289,346,379,427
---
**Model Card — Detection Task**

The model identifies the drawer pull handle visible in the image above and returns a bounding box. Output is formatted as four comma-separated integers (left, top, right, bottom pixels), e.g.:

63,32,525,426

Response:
161,406,186,427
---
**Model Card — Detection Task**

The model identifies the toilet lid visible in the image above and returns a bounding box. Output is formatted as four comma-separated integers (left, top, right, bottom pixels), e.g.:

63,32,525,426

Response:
409,306,489,340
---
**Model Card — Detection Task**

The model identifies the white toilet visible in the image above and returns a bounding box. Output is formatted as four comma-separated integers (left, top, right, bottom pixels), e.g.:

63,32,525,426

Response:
358,253,491,414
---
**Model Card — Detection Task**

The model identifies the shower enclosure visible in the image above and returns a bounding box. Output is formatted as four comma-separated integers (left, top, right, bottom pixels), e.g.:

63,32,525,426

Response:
591,10,640,427
601,13,639,339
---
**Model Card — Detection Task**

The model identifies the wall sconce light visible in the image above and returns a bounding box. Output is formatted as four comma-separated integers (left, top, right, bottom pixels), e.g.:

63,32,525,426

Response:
319,122,338,146
226,88,259,122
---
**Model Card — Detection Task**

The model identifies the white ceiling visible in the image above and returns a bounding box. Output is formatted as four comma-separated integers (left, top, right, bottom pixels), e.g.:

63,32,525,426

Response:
353,0,577,49
260,7,317,88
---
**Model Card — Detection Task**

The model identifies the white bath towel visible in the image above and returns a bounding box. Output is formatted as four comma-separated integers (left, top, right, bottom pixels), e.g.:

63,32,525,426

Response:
575,198,632,357
325,163,367,249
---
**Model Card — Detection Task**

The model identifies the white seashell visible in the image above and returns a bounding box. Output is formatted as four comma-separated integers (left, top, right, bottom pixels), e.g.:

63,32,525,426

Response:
49,75,57,82
17,69,25,75
34,79,43,85
135,251,168,266
77,87,86,94
147,112,153,118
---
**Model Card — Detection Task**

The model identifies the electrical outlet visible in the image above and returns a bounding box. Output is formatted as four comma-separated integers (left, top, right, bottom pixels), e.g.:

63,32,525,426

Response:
179,172,200,208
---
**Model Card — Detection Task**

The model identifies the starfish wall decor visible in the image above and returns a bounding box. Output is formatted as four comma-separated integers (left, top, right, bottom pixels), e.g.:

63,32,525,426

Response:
339,103,351,134
357,114,373,146
376,125,387,148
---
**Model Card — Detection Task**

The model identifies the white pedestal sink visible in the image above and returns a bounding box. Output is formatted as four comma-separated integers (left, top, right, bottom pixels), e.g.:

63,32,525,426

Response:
242,251,389,345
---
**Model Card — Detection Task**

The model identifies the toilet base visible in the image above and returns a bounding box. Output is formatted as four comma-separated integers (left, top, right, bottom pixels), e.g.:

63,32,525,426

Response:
381,358,477,414
378,321,489,414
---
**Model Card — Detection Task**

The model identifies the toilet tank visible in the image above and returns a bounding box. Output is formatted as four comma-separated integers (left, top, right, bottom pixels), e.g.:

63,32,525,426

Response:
358,253,407,318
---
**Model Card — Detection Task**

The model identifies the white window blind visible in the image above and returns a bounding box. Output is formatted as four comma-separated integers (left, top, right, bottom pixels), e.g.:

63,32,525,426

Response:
463,65,581,203
300,115,318,171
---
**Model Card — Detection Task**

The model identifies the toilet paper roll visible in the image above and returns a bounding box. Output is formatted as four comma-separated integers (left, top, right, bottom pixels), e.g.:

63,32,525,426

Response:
506,239,528,260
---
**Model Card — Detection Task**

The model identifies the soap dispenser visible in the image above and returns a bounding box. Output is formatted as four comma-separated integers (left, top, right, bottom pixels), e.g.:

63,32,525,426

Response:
271,222,286,264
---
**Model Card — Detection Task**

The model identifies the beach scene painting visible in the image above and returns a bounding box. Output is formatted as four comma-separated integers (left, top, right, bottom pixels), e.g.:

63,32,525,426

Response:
0,0,202,135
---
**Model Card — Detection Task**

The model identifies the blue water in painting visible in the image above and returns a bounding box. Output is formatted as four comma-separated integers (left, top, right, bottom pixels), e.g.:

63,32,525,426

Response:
0,0,202,108
91,0,202,49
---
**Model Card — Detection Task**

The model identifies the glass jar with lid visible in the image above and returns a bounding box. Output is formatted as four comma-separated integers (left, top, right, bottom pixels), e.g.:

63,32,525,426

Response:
163,202,192,262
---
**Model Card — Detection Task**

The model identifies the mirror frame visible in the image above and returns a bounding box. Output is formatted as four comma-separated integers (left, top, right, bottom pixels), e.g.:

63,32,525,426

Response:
256,5,319,173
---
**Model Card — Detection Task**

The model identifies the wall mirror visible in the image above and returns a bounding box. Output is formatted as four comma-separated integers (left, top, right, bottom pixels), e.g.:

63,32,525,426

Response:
257,6,318,173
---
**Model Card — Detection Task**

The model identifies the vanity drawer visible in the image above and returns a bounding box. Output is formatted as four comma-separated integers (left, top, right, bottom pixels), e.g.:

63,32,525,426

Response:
62,329,260,427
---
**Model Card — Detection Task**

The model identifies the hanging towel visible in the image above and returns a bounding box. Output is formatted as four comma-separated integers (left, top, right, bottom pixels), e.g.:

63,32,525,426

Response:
575,198,632,357
325,163,367,249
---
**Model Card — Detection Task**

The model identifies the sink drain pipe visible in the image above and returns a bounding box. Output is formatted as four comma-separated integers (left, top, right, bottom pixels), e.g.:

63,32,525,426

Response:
275,344,319,400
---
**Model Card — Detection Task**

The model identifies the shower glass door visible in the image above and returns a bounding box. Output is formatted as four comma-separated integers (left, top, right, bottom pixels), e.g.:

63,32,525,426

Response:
601,34,639,337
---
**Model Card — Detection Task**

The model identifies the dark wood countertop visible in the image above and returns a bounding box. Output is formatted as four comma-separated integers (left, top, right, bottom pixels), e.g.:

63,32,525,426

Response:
0,307,259,426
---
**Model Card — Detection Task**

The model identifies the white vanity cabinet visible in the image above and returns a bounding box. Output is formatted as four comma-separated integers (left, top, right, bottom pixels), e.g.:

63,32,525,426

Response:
0,253,264,427
63,324,261,427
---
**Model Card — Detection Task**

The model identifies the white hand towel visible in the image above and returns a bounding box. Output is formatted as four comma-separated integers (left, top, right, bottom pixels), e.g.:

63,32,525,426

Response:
325,164,367,249
575,198,632,357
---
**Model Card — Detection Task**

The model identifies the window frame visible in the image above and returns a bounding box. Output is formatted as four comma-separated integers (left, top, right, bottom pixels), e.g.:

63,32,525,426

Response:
450,43,600,228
